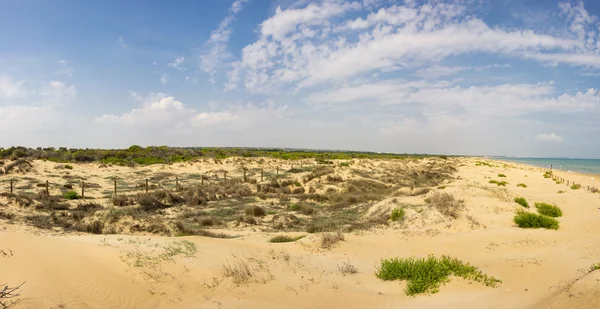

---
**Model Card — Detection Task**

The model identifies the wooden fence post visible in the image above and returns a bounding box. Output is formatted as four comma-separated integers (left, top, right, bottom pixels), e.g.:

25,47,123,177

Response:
81,181,85,199
567,180,569,186
201,175,204,185
224,171,227,180
176,176,179,190
276,166,279,175
261,168,264,182
10,179,13,194
244,170,247,182
114,179,117,196
46,180,49,195
145,179,148,194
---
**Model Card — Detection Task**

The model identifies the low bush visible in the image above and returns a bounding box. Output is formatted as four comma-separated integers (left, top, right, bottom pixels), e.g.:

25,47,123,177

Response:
571,184,581,190
245,205,266,217
375,255,501,295
513,211,559,230
390,207,405,221
425,192,464,219
63,190,80,200
514,197,529,208
535,202,562,218
517,183,527,188
321,232,345,249
269,235,304,243
489,180,508,186
498,174,506,178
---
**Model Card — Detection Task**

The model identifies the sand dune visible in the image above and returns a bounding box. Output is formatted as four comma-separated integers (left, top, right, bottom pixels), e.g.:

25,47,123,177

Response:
1,157,600,308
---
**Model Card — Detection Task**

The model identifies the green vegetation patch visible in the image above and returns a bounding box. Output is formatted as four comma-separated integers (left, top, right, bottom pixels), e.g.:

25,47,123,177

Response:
63,190,80,200
489,180,508,186
269,235,305,243
497,174,506,178
375,255,501,296
535,202,562,218
571,184,581,190
390,207,405,221
516,183,527,188
513,211,559,230
514,197,529,208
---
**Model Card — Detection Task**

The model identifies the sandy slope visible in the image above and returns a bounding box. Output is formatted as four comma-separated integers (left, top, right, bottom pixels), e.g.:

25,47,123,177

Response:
2,158,600,308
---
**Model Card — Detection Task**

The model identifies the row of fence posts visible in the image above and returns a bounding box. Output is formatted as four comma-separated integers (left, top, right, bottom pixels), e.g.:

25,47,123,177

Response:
543,168,593,191
4,161,352,197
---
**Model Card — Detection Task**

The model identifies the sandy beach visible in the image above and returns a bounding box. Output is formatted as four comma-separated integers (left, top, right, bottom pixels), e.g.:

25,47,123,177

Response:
1,157,600,309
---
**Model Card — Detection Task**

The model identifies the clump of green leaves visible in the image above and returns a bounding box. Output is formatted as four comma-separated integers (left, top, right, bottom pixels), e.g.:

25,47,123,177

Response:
571,184,581,190
497,173,506,178
390,207,405,221
543,171,552,178
375,255,501,296
64,164,73,170
513,210,559,230
514,197,529,208
489,180,508,186
535,202,562,218
516,183,527,188
63,190,80,200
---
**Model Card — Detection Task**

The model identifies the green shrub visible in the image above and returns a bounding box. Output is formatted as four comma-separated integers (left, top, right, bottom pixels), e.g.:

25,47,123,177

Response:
513,211,559,230
517,183,527,188
64,164,73,170
245,205,266,217
514,197,528,208
571,184,581,190
63,190,80,200
269,235,304,243
543,171,552,178
375,255,501,296
497,174,506,178
489,180,507,186
535,202,562,218
340,162,350,167
390,207,405,221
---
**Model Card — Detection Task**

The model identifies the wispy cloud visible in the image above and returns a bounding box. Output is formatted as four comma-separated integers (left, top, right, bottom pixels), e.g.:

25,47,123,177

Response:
200,0,249,83
168,57,185,69
160,74,168,85
56,60,74,77
0,75,26,99
119,36,128,48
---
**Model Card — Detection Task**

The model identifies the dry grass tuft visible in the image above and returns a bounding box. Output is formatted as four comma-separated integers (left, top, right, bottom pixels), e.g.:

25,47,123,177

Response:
223,259,253,284
321,232,345,249
425,192,465,219
338,261,358,275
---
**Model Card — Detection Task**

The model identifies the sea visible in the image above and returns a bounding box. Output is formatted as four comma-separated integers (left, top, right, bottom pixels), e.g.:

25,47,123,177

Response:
490,157,600,175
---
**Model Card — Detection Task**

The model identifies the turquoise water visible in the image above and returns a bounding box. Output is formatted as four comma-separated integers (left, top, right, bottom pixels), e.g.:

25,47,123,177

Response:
492,157,600,175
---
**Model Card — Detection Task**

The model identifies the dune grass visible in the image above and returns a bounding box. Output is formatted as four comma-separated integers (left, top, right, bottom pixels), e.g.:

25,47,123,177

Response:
514,197,529,208
513,211,559,230
543,171,552,178
571,184,581,190
268,235,304,243
489,180,508,186
535,202,562,218
390,207,405,221
517,183,527,188
497,173,506,178
375,255,501,296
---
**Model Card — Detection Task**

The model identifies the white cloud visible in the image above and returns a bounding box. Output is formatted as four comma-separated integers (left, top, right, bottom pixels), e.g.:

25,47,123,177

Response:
56,60,74,76
537,133,564,142
160,74,168,85
37,81,76,101
416,65,469,78
0,75,26,99
200,0,248,82
0,105,62,131
168,57,185,69
228,1,600,93
95,95,192,127
119,36,128,48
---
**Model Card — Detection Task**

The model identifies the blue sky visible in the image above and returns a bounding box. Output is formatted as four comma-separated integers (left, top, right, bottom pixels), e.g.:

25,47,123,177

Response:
1,0,600,158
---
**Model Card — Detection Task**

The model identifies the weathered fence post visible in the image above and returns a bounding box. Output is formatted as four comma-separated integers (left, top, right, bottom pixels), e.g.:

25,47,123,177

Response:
145,179,148,194
201,175,204,185
276,166,279,175
10,179,13,194
81,181,85,199
114,179,117,196
224,171,227,180
244,170,247,182
46,180,49,195
261,168,264,181
176,176,179,191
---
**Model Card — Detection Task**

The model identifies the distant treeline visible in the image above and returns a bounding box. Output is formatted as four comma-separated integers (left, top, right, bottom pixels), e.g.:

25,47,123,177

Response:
0,146,449,166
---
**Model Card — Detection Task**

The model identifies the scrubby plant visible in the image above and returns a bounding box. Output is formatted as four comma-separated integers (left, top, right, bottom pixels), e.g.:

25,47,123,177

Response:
375,255,501,296
269,235,304,243
64,164,73,170
557,190,565,194
489,180,508,186
321,232,345,249
497,174,506,178
513,211,559,230
514,197,529,208
245,205,266,217
543,171,552,178
571,184,581,190
535,202,562,218
338,261,358,275
425,192,464,219
63,190,80,200
390,207,405,221
517,183,527,188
